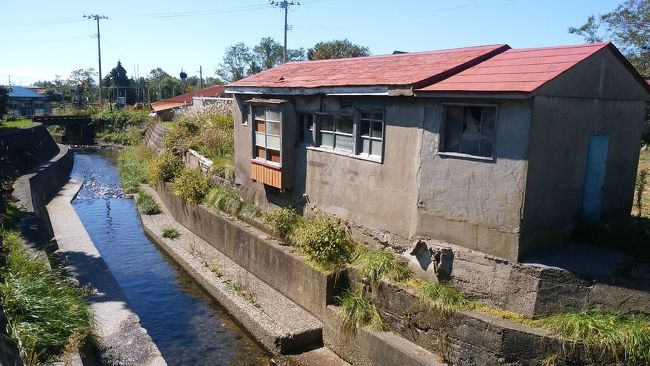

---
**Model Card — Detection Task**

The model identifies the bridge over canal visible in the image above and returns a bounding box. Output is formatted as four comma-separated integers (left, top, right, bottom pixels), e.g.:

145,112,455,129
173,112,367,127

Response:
32,115,94,144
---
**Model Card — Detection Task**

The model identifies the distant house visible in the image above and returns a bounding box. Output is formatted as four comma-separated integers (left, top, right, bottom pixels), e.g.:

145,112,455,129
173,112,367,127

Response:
5,86,51,116
226,42,650,262
151,85,227,121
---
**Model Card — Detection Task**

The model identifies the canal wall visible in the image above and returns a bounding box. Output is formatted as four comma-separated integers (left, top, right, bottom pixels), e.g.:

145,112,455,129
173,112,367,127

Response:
0,123,60,180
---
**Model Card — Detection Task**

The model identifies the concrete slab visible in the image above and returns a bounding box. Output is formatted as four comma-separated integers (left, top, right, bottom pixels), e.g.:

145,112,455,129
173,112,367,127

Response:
47,180,166,366
138,185,331,358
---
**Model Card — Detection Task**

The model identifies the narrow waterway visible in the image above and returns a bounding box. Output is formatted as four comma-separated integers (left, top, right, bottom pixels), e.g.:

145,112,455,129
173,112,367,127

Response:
70,149,270,366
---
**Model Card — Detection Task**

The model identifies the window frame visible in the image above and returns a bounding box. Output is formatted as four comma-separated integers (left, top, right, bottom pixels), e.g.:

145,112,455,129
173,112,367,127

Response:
251,105,283,167
297,112,315,146
438,103,498,162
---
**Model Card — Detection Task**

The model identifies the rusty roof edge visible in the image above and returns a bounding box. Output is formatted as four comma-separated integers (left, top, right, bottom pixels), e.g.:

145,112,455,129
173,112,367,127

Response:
410,44,512,90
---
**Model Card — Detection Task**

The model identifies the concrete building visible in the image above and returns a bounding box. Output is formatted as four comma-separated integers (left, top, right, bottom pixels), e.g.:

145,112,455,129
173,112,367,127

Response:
225,42,650,262
5,86,51,116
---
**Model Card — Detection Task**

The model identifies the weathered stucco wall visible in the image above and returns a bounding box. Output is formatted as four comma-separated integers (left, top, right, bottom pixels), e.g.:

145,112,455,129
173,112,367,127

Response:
521,96,645,255
414,99,532,261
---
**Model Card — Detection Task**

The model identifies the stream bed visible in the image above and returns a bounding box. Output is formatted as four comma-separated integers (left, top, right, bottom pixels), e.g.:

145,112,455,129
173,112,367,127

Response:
70,149,270,365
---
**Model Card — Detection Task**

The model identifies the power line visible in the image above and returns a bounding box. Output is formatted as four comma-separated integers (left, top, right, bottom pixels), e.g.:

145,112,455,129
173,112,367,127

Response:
83,14,108,106
270,0,300,63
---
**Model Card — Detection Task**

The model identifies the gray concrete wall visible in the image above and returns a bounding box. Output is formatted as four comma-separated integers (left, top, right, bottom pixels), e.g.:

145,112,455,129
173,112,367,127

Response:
521,96,645,256
0,123,60,179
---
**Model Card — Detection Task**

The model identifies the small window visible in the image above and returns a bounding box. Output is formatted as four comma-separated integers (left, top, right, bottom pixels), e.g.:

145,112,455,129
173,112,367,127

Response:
442,105,496,158
298,113,314,145
318,115,353,152
359,111,384,157
253,106,282,165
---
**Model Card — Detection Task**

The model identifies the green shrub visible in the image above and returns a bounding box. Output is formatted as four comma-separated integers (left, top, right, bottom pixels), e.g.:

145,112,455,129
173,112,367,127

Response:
0,231,92,364
204,186,260,220
162,227,180,239
414,280,472,313
148,152,183,186
136,192,161,215
117,145,156,193
537,310,650,363
172,167,211,204
352,245,412,288
336,289,387,332
264,207,304,243
96,127,143,146
91,109,151,132
292,218,353,272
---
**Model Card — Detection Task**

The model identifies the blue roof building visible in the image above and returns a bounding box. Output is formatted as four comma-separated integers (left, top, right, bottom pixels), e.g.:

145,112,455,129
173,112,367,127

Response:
3,85,50,116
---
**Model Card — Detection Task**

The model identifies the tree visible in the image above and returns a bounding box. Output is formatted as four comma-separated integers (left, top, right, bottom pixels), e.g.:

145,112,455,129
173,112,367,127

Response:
307,39,370,61
569,0,649,75
0,86,10,118
104,61,135,104
217,43,253,82
251,37,306,72
67,68,96,109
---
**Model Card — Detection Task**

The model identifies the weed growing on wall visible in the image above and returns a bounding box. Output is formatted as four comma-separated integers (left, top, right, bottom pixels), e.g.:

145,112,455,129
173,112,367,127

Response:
0,231,93,365
136,192,161,215
92,109,152,146
413,280,472,313
352,245,412,288
148,152,183,186
636,168,648,218
336,289,387,332
264,207,304,244
117,145,156,193
162,227,180,239
291,218,353,272
172,167,211,204
204,186,261,221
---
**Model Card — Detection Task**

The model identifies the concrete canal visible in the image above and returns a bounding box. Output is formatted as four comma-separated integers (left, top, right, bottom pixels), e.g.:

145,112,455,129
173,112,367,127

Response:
70,149,270,365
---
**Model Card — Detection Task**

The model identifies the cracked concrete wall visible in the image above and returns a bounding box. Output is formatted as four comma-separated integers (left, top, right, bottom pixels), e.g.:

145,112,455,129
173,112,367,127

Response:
414,99,532,261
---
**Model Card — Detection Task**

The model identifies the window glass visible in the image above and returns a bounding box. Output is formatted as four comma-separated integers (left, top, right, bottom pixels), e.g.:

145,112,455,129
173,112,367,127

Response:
298,113,314,144
254,107,265,120
252,106,283,165
255,133,266,147
443,105,496,158
320,115,334,131
444,106,463,153
321,132,334,147
335,134,354,152
267,135,281,150
371,121,383,138
361,120,371,137
335,116,353,134
371,140,383,156
266,109,281,122
266,121,280,136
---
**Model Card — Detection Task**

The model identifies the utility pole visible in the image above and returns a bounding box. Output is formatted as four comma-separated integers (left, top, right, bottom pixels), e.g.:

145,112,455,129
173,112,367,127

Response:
270,0,299,63
84,14,108,107
199,66,203,90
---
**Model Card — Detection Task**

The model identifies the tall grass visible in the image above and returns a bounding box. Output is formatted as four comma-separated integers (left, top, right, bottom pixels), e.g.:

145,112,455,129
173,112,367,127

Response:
136,192,161,215
204,186,261,221
291,218,354,272
0,231,93,365
413,280,472,313
336,289,387,332
263,207,303,243
117,145,156,193
352,245,412,288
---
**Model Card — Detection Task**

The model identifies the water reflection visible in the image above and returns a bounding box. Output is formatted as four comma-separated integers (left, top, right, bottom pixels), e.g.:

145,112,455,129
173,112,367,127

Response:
70,149,269,366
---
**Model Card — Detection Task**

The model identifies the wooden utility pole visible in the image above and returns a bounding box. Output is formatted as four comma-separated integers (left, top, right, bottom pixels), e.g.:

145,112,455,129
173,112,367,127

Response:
84,14,108,107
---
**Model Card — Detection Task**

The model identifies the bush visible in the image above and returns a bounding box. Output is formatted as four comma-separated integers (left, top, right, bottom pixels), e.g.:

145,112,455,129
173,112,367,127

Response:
148,152,183,186
96,127,143,146
336,289,387,332
292,218,353,272
172,167,211,204
91,109,151,132
0,231,92,365
264,207,304,243
117,145,156,193
204,186,260,220
162,227,180,239
136,192,161,215
352,245,412,288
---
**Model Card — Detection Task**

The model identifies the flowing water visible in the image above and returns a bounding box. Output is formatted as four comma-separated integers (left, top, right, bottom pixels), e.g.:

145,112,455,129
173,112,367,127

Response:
70,149,270,366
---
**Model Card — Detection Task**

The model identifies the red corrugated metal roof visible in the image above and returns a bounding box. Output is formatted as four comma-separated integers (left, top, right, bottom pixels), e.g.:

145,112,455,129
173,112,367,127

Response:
418,43,610,93
160,85,226,104
227,44,510,89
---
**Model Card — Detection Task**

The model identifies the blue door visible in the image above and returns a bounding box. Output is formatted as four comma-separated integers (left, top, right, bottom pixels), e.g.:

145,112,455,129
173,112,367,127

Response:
582,135,609,222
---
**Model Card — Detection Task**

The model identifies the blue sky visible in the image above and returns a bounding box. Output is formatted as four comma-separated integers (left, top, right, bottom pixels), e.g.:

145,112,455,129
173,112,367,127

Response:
0,0,622,85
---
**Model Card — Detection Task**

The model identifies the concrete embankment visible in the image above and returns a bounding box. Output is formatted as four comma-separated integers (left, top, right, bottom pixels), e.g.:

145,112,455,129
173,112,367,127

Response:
47,181,166,366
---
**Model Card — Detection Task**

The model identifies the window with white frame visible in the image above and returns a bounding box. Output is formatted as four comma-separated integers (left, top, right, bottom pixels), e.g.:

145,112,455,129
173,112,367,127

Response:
298,113,314,145
441,105,496,158
253,106,282,165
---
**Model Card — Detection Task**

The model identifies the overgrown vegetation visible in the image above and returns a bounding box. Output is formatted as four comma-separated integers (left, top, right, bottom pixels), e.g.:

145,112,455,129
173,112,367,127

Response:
636,168,648,217
336,289,387,332
204,186,260,220
117,145,156,193
291,218,353,272
0,231,93,365
92,109,151,146
172,167,211,204
263,207,303,243
164,112,234,180
413,280,472,313
148,152,183,186
136,192,161,215
352,245,412,288
0,118,33,130
161,227,180,239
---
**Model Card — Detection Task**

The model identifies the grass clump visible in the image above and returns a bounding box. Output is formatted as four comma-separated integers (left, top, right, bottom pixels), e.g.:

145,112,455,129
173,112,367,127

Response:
136,192,161,215
117,145,156,193
352,245,411,287
291,218,353,272
0,231,93,365
204,186,260,220
336,289,387,332
536,310,650,363
172,167,211,204
161,227,180,239
148,152,183,186
414,280,472,313
264,207,304,243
